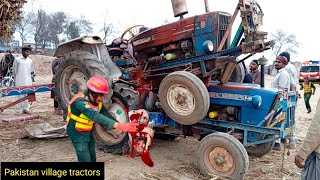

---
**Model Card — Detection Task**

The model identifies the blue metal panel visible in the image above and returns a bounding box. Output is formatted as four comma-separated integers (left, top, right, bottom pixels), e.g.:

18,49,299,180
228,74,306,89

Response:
149,112,164,126
194,14,215,56
149,112,179,129
207,82,283,143
115,59,134,67
200,119,280,135
208,82,278,126
148,82,296,147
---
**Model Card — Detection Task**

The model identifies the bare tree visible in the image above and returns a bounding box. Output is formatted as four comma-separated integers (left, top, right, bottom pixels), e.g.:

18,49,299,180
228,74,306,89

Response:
32,9,47,50
271,29,300,56
0,35,12,46
77,15,93,35
48,12,67,47
66,21,80,39
65,15,93,40
16,12,34,45
269,29,300,75
99,11,113,44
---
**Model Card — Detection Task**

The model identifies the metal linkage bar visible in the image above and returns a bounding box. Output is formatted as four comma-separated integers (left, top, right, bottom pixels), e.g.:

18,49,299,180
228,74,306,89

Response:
0,83,54,112
0,83,54,98
0,93,35,112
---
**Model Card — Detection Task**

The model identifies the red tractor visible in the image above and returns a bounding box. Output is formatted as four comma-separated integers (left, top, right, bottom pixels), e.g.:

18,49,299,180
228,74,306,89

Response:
54,0,275,178
105,0,272,124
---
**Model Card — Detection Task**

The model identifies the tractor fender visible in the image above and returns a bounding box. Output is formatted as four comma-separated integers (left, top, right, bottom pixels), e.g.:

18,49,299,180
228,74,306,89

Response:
54,36,122,81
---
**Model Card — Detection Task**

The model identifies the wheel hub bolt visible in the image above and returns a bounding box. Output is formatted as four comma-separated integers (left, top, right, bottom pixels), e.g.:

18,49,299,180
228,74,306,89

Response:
215,156,225,165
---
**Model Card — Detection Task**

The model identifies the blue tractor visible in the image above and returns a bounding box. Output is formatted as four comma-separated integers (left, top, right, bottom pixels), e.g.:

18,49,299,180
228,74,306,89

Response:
53,0,296,179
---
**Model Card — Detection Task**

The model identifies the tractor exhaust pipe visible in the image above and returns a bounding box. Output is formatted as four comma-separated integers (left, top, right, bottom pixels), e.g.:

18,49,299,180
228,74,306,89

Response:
258,56,268,87
171,0,188,19
204,0,210,12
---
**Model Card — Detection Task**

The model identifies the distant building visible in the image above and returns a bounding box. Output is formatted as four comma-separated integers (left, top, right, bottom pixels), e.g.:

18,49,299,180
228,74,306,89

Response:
10,40,19,52
11,40,19,47
22,43,35,50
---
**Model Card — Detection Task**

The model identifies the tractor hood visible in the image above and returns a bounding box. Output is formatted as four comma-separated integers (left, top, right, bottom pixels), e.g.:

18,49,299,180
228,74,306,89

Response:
54,36,122,81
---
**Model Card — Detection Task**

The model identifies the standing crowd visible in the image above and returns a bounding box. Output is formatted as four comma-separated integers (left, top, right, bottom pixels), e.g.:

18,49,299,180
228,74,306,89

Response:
245,51,319,179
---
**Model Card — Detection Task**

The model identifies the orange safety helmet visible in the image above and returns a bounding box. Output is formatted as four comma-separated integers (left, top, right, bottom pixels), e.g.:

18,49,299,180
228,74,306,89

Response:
86,75,109,94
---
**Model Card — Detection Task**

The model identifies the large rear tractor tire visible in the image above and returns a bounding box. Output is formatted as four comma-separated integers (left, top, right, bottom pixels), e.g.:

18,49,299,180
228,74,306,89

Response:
197,132,249,179
246,135,275,157
113,83,139,110
94,92,130,154
55,50,112,111
55,50,129,154
159,71,209,125
229,62,245,83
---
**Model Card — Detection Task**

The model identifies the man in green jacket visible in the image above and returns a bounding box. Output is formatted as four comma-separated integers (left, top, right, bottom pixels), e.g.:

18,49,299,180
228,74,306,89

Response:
66,75,138,162
300,76,316,113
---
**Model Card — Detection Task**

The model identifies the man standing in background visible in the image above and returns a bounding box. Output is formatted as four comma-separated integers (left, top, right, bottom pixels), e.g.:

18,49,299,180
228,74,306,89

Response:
51,57,63,115
280,52,299,91
280,51,299,148
300,76,316,113
270,55,291,151
249,59,261,84
12,46,33,114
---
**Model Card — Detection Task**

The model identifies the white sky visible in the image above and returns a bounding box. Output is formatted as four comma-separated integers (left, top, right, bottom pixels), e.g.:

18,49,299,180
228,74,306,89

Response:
21,0,319,63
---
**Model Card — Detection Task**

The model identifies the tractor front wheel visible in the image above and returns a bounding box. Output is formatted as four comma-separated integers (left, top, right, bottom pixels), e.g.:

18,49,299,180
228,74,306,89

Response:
229,62,245,82
159,71,210,125
196,132,249,179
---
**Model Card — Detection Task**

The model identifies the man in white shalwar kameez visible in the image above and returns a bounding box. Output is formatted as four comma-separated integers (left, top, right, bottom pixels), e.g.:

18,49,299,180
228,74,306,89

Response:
12,47,33,114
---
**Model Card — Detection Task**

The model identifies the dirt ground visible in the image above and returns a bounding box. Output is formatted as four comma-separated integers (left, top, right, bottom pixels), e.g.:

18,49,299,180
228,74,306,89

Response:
0,54,318,180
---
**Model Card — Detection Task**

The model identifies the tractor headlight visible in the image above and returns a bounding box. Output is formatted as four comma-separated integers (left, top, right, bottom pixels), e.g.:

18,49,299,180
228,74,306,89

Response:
202,40,214,53
251,95,262,107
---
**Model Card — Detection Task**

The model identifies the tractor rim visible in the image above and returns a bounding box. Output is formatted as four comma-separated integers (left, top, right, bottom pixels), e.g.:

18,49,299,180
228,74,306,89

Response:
167,84,195,116
60,65,88,105
95,97,128,144
205,146,235,174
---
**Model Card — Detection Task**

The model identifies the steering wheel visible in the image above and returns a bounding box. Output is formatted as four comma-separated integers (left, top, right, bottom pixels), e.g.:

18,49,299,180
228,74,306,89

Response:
120,25,145,42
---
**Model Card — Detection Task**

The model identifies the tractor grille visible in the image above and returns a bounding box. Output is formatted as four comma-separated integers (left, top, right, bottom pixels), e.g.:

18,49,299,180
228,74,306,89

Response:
218,13,231,50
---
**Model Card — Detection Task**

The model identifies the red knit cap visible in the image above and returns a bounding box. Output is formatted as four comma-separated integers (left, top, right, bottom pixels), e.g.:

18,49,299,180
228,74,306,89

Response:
276,56,288,65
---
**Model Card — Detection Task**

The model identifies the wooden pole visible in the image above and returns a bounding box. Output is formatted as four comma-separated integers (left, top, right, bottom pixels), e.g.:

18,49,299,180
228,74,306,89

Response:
3,114,39,122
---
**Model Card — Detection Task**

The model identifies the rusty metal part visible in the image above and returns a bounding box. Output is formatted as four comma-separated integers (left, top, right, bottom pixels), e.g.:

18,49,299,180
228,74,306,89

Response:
0,93,36,112
204,0,210,12
208,146,235,173
217,5,240,51
24,123,67,138
3,114,39,122
0,0,27,36
220,59,237,84
217,0,272,53
171,0,188,18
